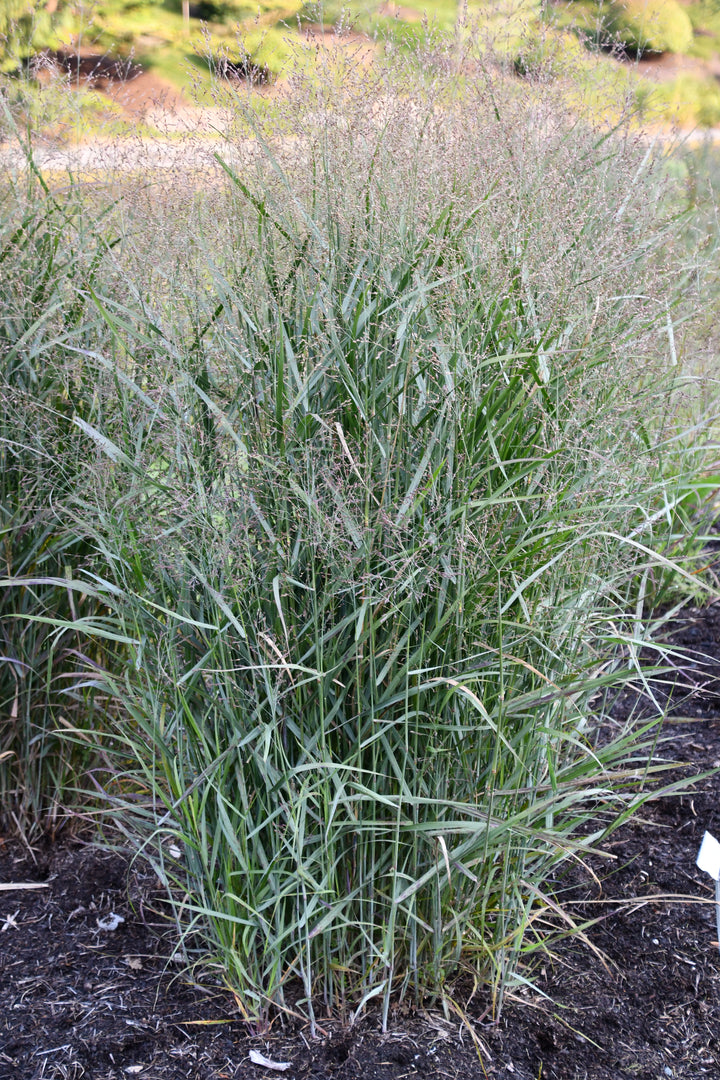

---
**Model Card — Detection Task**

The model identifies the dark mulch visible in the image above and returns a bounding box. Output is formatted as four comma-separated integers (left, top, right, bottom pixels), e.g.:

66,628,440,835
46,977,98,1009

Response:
2,602,720,1080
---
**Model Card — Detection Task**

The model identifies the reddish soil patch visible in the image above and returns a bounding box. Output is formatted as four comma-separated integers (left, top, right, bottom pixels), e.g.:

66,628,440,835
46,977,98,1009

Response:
102,70,192,117
378,3,425,23
30,48,195,119
632,49,720,84
2,601,720,1079
299,25,378,67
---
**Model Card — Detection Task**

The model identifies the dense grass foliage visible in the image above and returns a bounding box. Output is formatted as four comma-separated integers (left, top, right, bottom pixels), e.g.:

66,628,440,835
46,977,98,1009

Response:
0,180,119,836
1,50,718,1023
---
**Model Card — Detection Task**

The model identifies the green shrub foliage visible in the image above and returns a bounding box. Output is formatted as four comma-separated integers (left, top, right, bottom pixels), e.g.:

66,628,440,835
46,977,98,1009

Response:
609,0,693,55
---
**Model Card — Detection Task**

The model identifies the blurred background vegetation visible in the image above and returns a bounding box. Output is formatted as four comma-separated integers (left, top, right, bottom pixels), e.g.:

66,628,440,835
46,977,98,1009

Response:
4,1,720,132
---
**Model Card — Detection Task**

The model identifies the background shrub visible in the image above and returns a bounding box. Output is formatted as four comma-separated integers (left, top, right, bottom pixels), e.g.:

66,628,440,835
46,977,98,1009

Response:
609,0,693,55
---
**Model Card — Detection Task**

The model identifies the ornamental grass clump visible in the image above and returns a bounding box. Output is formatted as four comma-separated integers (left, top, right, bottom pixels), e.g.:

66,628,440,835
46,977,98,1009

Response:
0,37,714,1024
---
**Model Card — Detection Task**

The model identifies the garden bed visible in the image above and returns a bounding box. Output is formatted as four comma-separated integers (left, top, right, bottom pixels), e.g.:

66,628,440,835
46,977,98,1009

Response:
2,602,720,1080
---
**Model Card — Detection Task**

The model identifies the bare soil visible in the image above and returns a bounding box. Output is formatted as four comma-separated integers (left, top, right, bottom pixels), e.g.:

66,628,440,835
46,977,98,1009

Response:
633,49,720,85
31,49,199,123
2,601,720,1080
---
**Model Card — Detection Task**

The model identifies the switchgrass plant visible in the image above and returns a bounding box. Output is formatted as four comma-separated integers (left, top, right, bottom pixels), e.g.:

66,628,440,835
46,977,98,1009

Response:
1,40,716,1022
